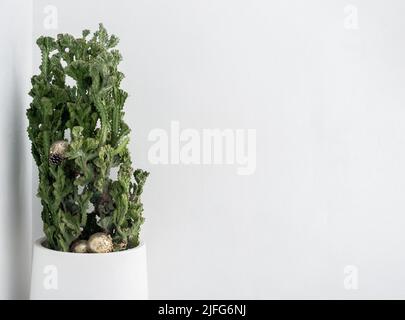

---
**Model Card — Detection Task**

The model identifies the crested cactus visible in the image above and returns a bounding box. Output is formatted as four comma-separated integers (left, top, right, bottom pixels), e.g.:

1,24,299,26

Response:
27,24,149,252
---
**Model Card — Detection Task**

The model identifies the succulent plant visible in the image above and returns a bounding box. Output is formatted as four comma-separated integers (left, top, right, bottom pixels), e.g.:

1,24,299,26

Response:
27,24,149,252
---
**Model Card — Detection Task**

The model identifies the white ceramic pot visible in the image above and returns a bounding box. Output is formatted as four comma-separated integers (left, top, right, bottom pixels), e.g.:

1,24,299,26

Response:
30,238,148,300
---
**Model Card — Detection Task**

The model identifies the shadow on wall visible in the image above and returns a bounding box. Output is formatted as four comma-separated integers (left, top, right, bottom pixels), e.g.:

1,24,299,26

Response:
4,56,31,299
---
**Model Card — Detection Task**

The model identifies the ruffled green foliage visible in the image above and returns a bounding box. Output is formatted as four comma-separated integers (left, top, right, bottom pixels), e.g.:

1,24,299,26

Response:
27,24,149,252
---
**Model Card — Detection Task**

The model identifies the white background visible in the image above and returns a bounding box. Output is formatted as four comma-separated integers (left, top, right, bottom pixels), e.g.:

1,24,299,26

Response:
16,0,405,299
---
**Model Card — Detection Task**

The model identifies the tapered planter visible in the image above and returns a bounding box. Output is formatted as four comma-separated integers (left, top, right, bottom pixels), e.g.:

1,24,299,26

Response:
30,238,148,300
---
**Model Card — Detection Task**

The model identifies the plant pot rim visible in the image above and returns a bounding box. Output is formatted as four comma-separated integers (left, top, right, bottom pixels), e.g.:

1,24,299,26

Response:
33,237,145,256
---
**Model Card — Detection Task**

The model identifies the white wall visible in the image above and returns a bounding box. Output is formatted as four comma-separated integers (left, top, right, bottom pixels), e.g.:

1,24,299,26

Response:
0,0,32,299
32,0,405,299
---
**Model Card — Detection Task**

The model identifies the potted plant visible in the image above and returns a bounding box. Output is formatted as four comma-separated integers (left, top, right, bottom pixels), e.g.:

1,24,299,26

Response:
27,24,149,299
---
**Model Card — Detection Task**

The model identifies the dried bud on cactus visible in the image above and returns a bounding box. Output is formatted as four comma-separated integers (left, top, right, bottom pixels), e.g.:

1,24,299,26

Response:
71,240,88,253
49,140,69,165
87,233,113,253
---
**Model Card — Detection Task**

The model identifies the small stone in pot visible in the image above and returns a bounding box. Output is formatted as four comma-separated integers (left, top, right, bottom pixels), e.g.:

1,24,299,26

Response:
113,240,128,251
87,232,113,253
71,240,88,253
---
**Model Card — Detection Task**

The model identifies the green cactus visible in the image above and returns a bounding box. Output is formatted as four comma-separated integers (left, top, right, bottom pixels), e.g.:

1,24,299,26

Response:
27,24,149,252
